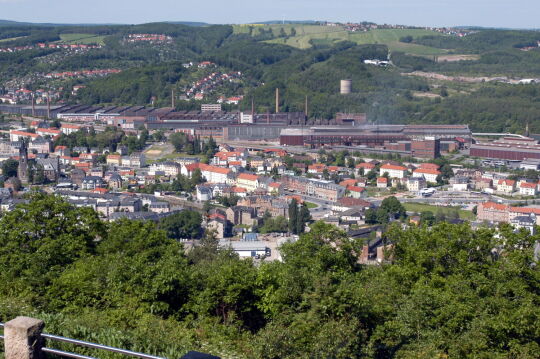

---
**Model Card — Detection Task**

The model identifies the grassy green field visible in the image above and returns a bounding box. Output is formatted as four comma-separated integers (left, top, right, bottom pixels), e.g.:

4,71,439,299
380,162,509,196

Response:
144,144,203,164
241,24,448,55
403,202,476,220
305,201,318,209
0,36,28,43
59,33,106,45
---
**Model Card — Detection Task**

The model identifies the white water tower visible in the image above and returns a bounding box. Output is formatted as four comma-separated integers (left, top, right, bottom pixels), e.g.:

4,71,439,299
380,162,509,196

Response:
340,79,352,94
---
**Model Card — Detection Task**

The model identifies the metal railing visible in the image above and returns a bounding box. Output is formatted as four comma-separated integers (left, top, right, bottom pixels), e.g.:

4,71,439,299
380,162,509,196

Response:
0,321,166,359
40,333,166,359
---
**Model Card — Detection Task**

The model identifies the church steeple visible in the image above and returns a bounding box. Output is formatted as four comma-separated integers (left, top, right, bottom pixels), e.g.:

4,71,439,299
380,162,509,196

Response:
17,138,29,184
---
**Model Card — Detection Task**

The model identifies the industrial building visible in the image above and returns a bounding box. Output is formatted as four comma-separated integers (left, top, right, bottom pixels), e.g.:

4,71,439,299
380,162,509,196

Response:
470,137,540,161
280,124,470,158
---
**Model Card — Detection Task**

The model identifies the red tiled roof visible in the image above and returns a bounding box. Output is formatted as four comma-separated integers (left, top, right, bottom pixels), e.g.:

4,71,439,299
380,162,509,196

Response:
200,164,231,175
61,124,81,129
520,182,536,189
356,162,375,169
285,195,303,204
481,201,508,211
337,197,372,208
413,168,441,175
11,130,39,138
339,179,357,187
231,186,247,193
238,173,259,181
37,128,61,135
498,179,515,186
380,164,407,171
418,163,440,170
184,162,201,172
510,206,540,215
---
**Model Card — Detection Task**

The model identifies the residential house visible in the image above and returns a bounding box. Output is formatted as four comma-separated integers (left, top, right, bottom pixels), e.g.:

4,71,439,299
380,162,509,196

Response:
339,179,358,188
150,161,181,176
477,202,509,223
106,154,122,167
332,197,373,213
36,158,59,182
237,195,289,218
474,177,493,191
207,209,229,239
451,176,469,191
412,168,441,183
226,206,258,226
356,162,376,173
125,152,146,168
60,123,82,135
118,198,142,213
183,163,232,184
519,182,537,196
236,173,260,192
108,173,123,189
497,179,516,194
81,176,107,190
36,128,61,139
28,138,52,154
9,130,39,142
308,163,326,174
417,163,441,171
347,185,366,199
509,206,540,226
340,208,365,225
377,177,388,188
379,164,407,179
268,182,283,195
407,177,426,191
70,168,86,186
196,185,213,201
149,201,170,213
510,214,536,234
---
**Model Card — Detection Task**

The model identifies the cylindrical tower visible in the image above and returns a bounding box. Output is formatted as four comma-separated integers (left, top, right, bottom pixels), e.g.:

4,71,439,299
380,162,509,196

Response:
340,79,352,94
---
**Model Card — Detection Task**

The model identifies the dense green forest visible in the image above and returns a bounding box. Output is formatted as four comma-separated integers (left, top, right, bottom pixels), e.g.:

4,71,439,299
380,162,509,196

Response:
368,82,540,133
0,194,538,358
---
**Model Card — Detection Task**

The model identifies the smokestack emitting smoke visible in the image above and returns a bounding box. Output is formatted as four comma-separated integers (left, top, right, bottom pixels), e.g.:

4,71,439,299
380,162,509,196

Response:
171,89,175,108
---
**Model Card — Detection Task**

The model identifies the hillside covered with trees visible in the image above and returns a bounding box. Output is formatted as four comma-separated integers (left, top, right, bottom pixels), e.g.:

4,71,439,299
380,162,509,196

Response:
0,194,538,358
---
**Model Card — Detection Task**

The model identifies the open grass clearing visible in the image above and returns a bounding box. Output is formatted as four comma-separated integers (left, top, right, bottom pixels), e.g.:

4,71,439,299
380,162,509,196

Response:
403,202,476,220
0,36,28,43
59,33,106,45
264,27,447,55
305,201,318,209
